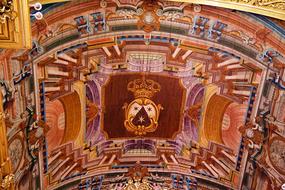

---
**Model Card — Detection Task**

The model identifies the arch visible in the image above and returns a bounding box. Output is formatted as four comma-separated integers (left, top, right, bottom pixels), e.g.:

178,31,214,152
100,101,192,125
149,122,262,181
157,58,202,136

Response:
45,99,65,152
183,83,205,141
203,94,232,144
221,102,247,153
186,83,204,107
85,80,102,144
59,91,82,144
86,80,101,105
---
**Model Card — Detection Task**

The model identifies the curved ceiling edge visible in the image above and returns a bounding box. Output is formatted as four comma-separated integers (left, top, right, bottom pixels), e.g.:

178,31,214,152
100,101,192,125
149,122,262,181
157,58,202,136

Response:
169,0,285,21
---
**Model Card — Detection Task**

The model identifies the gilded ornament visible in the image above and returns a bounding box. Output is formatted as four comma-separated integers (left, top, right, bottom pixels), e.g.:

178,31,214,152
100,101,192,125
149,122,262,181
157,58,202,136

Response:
100,0,107,8
229,0,285,10
169,0,285,20
0,0,16,23
0,112,4,120
0,0,31,48
1,174,14,189
193,4,202,12
137,0,161,33
124,179,152,190
124,163,152,190
123,77,163,136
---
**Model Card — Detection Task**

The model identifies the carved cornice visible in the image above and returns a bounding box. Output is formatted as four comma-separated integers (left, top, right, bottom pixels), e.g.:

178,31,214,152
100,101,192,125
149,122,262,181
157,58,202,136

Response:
169,0,285,21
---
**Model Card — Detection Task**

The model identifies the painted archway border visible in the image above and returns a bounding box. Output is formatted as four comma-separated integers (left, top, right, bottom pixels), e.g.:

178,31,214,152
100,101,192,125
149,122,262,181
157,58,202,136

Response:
59,90,82,144
199,84,233,147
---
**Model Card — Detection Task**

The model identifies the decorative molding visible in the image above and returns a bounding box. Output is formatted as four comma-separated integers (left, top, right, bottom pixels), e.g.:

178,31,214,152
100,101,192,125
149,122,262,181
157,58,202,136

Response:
169,0,285,20
1,174,14,190
0,93,14,190
29,0,70,5
0,0,31,49
0,0,71,49
0,0,16,23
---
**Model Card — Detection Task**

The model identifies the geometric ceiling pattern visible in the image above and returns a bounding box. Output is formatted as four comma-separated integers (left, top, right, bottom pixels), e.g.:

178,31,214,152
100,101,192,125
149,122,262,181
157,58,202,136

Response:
0,0,284,190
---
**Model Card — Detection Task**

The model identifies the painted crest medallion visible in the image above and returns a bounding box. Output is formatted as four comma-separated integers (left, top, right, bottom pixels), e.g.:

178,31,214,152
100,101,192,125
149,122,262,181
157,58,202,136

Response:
123,76,163,136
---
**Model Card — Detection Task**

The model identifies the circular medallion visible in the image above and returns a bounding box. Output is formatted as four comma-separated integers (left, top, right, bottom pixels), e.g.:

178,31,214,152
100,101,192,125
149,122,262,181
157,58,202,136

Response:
156,9,163,16
124,98,161,135
246,129,254,138
269,136,285,174
143,12,155,24
8,136,24,172
100,0,107,8
193,5,202,13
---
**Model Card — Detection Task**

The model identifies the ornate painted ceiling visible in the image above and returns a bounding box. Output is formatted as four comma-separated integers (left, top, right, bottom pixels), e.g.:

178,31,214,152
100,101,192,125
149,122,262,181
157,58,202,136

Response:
0,0,285,190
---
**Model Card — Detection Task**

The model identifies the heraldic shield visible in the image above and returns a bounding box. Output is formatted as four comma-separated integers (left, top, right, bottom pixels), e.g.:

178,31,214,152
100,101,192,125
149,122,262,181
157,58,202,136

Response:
123,76,163,136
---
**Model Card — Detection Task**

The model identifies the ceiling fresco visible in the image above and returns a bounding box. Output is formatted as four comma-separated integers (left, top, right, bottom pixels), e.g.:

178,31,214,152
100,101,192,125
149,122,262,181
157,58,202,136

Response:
0,0,284,190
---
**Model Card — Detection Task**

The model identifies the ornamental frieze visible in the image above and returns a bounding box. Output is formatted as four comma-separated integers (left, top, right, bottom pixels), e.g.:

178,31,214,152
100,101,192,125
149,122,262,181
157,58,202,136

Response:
170,0,285,20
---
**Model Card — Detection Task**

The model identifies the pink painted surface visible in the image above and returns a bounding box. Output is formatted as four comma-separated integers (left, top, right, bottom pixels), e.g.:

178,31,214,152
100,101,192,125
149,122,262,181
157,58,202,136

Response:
222,102,247,153
45,100,65,152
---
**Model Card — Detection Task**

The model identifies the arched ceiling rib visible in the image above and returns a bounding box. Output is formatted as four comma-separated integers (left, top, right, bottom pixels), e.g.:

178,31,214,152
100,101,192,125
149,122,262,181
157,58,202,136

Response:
28,1,285,74
168,0,285,21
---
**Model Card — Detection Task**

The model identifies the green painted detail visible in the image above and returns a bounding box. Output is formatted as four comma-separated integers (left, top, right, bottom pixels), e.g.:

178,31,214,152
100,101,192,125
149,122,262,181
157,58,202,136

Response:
45,33,80,52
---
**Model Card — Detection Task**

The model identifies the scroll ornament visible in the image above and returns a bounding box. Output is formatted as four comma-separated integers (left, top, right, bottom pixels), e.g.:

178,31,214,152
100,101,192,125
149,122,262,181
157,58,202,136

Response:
0,0,16,23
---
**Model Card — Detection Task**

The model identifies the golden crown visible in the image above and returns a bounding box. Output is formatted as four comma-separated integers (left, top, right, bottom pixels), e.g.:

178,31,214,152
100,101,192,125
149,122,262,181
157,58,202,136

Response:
127,77,161,98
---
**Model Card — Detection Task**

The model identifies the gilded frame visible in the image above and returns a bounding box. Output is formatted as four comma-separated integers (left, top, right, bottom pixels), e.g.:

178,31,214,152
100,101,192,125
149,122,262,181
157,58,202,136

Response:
169,0,285,21
0,0,31,49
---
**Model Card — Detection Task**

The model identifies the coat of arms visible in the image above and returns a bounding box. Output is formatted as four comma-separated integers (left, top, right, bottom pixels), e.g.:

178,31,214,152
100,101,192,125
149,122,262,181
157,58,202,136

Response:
123,76,163,136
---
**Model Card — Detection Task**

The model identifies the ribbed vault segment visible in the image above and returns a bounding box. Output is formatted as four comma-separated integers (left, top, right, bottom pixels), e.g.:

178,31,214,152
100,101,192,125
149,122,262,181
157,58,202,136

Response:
204,94,232,144
59,92,82,143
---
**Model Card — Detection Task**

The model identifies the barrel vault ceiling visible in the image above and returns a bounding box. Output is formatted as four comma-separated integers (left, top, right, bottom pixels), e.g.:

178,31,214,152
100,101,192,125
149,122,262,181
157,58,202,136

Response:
0,0,285,190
